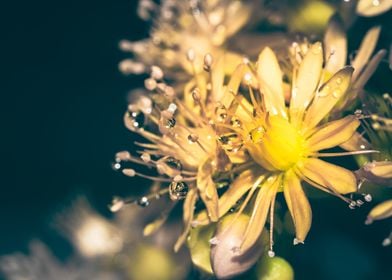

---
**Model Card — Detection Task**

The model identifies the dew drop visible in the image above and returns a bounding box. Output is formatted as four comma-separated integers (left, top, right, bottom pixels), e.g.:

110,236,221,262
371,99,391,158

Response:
188,134,199,143
126,109,145,130
137,196,150,207
169,181,189,200
268,250,275,258
164,157,182,171
112,162,122,171
364,194,372,202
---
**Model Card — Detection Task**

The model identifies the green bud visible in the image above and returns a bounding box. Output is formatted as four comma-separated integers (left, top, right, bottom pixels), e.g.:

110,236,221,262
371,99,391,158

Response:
187,223,216,274
287,1,335,35
256,256,294,280
127,243,178,280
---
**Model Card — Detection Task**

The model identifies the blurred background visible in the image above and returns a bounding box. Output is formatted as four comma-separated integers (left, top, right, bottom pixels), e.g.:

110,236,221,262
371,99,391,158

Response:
1,0,392,279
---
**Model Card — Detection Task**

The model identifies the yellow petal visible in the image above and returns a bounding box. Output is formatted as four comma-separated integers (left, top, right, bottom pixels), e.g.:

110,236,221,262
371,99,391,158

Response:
240,176,280,253
257,47,287,118
305,115,360,152
300,158,357,194
284,170,312,243
324,15,347,75
197,161,219,222
304,67,354,129
194,169,264,226
340,132,372,151
290,42,323,122
356,0,392,17
368,200,392,222
174,188,198,252
351,26,381,81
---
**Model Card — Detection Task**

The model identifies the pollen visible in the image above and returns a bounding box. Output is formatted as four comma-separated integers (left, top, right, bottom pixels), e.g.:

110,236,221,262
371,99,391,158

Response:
247,115,305,171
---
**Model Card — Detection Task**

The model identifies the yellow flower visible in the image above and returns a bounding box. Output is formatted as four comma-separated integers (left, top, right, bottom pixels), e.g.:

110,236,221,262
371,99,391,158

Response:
195,42,377,256
356,0,392,17
119,0,255,78
113,54,255,252
366,199,392,246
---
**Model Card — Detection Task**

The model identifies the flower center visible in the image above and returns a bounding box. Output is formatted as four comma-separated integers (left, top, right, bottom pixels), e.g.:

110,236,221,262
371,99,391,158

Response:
247,115,305,171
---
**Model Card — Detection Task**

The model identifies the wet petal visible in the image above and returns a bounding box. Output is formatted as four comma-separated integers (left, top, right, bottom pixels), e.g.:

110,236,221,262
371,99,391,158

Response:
356,0,392,17
300,158,357,194
367,200,392,222
194,169,264,226
257,47,287,117
197,161,219,222
174,188,198,252
240,176,280,253
290,42,323,121
284,170,312,243
324,15,347,75
340,132,372,151
304,67,354,128
306,115,360,152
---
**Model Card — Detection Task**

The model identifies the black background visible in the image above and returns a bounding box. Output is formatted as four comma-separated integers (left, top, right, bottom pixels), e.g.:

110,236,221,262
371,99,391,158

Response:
1,1,392,279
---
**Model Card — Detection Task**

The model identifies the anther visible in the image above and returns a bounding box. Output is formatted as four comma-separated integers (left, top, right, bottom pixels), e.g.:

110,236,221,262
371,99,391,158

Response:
203,53,213,72
122,168,136,177
187,49,196,62
141,153,151,163
188,134,199,143
109,197,125,212
151,65,164,80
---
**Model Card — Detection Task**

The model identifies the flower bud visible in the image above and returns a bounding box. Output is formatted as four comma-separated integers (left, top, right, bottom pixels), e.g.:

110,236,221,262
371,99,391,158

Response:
256,256,294,280
210,213,264,279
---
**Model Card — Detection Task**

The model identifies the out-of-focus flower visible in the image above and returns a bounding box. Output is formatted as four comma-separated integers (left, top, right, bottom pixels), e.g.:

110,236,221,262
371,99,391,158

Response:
194,43,377,257
356,0,392,17
56,198,124,258
0,241,121,280
366,199,392,246
293,16,385,115
120,0,261,79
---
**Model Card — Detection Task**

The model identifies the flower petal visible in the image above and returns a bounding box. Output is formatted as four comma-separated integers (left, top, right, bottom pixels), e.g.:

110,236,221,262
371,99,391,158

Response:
240,176,280,253
257,47,287,118
324,15,347,75
351,26,381,81
356,0,392,17
284,170,312,243
340,132,372,151
367,200,392,222
290,42,323,122
305,115,360,152
304,67,354,128
300,158,357,194
194,169,264,226
174,187,198,252
357,161,392,186
197,161,219,222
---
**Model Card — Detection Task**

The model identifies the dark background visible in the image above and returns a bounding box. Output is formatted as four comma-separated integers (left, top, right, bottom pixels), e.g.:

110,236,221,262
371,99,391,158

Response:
1,0,391,279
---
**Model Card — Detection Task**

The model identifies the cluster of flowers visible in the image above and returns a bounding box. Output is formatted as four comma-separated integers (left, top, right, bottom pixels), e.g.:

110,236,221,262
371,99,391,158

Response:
113,0,392,278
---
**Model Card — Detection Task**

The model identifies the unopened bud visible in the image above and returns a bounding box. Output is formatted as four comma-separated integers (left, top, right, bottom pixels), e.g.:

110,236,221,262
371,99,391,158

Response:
210,214,264,279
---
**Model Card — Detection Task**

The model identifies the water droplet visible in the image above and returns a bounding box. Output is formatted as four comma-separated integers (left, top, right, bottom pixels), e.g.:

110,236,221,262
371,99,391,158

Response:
188,134,199,143
126,109,145,130
215,105,228,122
164,157,182,171
332,90,341,98
137,196,150,207
364,194,372,202
112,162,122,171
169,181,189,200
267,250,275,258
